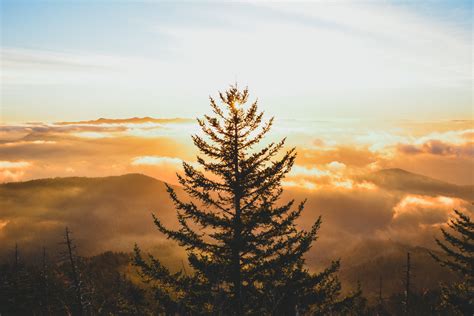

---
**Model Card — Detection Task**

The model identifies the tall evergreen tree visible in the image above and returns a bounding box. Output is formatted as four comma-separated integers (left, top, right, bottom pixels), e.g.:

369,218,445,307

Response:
134,85,349,315
431,209,473,315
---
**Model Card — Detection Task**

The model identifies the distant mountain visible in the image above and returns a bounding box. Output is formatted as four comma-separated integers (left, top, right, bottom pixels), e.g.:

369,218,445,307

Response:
362,168,474,201
55,117,193,125
0,174,182,263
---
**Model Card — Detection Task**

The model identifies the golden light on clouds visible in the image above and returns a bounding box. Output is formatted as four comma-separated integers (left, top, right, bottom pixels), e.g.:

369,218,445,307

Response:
0,220,9,232
392,195,457,222
0,160,32,182
0,161,31,169
0,118,472,186
131,156,182,166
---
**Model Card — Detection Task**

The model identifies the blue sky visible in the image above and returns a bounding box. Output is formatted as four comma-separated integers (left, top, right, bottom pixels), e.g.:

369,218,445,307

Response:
1,1,472,122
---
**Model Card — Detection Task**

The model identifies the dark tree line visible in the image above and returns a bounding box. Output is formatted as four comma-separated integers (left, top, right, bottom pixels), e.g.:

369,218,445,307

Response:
0,228,147,316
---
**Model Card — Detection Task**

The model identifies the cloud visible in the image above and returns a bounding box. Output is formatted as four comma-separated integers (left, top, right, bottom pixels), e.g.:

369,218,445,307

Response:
290,165,330,178
297,146,380,168
391,195,455,226
132,156,182,166
374,194,472,247
282,180,317,191
0,220,8,230
398,140,474,157
327,161,346,171
0,118,199,143
388,132,474,185
1,47,165,86
1,140,57,146
0,161,31,169
2,2,472,122
0,123,127,139
1,117,473,190
0,160,32,182
0,119,196,183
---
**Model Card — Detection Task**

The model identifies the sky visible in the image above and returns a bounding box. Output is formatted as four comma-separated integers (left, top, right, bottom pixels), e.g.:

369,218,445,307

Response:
1,0,472,122
0,1,472,185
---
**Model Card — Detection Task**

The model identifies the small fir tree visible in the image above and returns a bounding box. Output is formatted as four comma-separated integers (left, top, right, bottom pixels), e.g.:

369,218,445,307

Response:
431,209,473,315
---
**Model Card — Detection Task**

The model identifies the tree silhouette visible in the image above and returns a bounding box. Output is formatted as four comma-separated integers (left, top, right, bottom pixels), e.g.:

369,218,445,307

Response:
134,85,349,315
60,227,87,316
431,209,473,315
404,252,411,315
0,244,35,315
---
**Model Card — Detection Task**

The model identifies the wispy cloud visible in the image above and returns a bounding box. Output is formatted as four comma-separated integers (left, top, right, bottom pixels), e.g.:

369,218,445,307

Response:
0,161,31,169
1,2,472,121
1,47,164,86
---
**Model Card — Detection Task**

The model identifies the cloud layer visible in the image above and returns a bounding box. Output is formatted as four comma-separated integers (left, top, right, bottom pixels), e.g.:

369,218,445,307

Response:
0,116,472,296
1,117,472,186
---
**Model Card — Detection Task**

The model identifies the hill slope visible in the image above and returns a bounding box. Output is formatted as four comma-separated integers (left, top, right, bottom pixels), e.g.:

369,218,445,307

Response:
363,168,473,200
0,174,181,260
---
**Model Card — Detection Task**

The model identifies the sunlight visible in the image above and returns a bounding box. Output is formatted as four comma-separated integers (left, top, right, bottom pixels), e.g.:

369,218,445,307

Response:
0,220,9,230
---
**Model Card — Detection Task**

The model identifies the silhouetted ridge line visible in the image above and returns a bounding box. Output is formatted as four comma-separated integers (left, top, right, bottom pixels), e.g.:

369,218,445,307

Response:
55,117,193,125
366,168,474,200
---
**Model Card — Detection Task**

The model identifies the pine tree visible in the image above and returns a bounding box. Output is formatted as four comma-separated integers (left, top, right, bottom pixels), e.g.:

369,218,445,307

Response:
134,85,349,315
430,209,473,315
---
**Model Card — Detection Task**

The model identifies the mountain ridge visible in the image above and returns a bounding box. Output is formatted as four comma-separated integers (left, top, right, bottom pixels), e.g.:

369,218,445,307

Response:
2,173,158,187
363,168,473,200
3,167,469,188
4,167,471,201
55,117,193,125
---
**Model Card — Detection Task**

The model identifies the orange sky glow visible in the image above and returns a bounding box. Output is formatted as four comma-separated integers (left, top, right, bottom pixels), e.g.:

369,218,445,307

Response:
1,116,472,185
